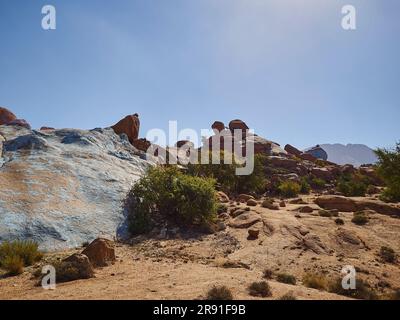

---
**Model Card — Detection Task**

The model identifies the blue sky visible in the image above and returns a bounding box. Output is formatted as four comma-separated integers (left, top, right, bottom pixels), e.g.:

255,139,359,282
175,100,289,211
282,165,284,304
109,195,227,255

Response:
0,0,399,149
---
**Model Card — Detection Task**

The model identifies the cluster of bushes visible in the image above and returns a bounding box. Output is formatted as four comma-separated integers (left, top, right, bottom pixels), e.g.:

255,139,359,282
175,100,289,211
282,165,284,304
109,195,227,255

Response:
187,152,267,195
277,181,301,198
125,166,218,235
302,273,378,299
0,240,42,276
336,172,370,197
375,143,400,202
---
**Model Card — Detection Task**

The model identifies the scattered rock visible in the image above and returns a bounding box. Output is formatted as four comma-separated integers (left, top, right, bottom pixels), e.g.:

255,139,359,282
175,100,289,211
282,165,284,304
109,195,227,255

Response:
238,194,255,203
299,206,313,213
335,229,362,246
246,199,258,206
81,238,116,267
229,212,261,228
247,228,260,240
311,167,332,181
261,199,279,210
231,209,246,218
217,191,229,203
289,198,307,205
62,253,95,279
279,200,286,207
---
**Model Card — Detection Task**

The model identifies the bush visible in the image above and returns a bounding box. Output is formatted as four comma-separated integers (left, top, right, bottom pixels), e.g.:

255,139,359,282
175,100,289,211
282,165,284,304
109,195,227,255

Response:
206,285,233,300
248,281,272,297
318,210,332,218
351,211,369,225
125,166,217,235
278,181,301,198
337,173,369,197
262,268,273,279
1,255,24,276
300,178,311,194
278,292,297,300
302,273,328,290
276,273,296,285
187,152,267,195
310,177,326,189
335,218,345,225
379,246,396,263
328,278,378,300
0,240,42,275
375,143,400,202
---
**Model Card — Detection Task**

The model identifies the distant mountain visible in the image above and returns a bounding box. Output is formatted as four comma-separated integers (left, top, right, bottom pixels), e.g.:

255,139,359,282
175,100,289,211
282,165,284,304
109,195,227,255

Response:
317,144,378,167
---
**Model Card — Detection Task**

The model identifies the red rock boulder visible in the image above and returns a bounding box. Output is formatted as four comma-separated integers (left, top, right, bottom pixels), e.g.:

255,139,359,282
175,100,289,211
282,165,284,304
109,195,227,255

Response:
81,238,116,267
284,144,302,156
133,138,151,152
211,121,225,133
111,114,140,144
0,107,17,125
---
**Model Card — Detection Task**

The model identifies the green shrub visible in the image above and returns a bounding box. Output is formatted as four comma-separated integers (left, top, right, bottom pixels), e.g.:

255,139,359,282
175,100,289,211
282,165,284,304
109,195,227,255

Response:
302,273,328,290
187,152,267,195
276,273,296,285
328,278,378,300
248,281,272,297
375,143,400,202
337,173,369,197
351,211,369,225
310,177,326,189
0,240,42,275
1,255,24,276
206,285,233,300
379,246,396,263
278,181,301,198
300,178,311,194
125,166,217,235
318,210,332,217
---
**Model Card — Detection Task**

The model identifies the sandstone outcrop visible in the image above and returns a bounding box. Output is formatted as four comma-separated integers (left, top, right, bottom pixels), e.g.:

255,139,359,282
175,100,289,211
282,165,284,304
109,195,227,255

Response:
111,114,140,144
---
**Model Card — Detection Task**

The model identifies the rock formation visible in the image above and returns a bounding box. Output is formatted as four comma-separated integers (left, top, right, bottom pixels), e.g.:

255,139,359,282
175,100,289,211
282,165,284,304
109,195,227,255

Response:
0,124,151,250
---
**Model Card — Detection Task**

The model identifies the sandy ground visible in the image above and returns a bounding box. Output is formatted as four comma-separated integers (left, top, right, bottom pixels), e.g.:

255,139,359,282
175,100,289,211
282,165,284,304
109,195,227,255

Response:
1,194,399,300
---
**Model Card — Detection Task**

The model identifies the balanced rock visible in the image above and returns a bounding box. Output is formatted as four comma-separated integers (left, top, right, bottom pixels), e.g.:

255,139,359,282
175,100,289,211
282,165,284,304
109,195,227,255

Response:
284,144,302,156
211,121,225,133
111,114,140,144
228,119,249,135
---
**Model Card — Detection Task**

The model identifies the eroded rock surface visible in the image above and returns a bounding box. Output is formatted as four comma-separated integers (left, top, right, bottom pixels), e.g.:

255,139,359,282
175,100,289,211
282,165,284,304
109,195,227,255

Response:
0,125,151,250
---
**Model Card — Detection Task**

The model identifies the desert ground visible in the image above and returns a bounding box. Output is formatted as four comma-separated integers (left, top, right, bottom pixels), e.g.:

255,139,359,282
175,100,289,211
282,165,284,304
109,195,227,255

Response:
1,194,399,300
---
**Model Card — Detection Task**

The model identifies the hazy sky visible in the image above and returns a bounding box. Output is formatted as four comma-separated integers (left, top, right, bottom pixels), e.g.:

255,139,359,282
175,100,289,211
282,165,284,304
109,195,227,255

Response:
0,0,399,149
